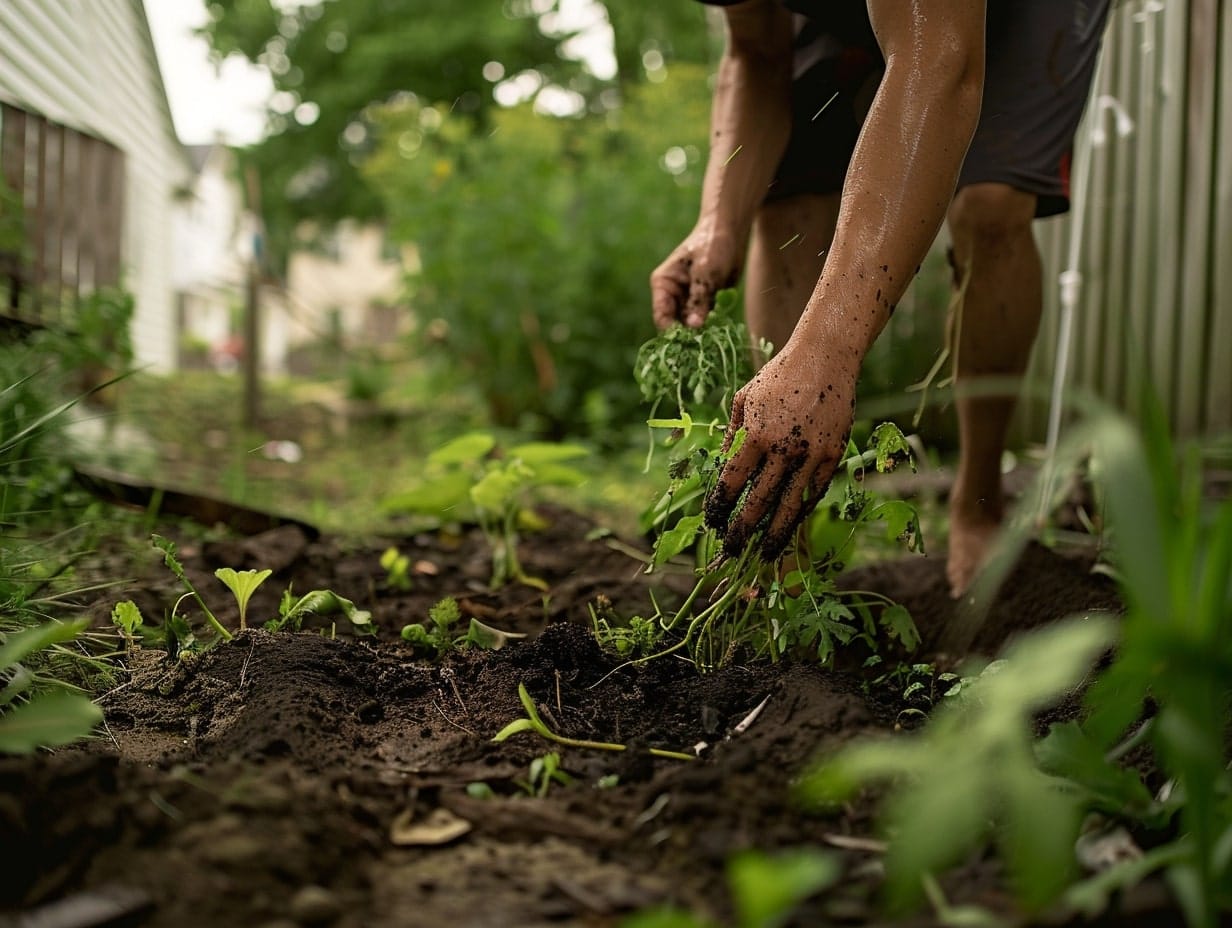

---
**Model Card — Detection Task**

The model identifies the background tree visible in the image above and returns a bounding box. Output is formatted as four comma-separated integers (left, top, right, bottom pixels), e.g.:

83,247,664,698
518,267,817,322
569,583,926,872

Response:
199,0,717,267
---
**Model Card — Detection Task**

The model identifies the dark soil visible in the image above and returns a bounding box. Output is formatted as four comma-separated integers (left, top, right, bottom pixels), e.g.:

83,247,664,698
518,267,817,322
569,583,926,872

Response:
0,506,1177,928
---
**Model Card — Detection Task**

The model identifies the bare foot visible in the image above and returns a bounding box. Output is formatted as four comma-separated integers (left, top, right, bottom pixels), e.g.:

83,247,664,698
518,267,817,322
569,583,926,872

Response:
946,495,1003,599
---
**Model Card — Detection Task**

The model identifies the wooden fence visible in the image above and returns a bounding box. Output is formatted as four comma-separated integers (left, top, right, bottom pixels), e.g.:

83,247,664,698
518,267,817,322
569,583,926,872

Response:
1027,0,1232,439
0,102,126,328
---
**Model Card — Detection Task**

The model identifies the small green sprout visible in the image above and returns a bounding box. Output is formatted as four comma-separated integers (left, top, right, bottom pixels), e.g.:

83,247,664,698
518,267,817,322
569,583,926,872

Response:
515,751,573,798
152,535,232,642
274,588,373,634
110,600,144,652
401,596,524,658
380,547,412,591
493,683,694,761
214,568,272,631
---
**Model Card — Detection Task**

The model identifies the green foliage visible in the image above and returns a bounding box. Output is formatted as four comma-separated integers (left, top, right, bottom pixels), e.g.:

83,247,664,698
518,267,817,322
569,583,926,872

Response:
385,431,588,589
802,616,1115,913
111,600,144,651
214,567,273,630
635,289,767,421
199,0,715,271
152,535,232,643
605,421,922,671
272,588,373,634
365,66,711,437
380,546,411,591
0,618,103,754
622,847,839,928
515,751,573,798
493,681,694,761
400,596,524,659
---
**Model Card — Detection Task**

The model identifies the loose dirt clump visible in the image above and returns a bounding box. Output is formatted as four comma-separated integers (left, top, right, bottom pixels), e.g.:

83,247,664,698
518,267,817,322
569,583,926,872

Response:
0,508,1167,928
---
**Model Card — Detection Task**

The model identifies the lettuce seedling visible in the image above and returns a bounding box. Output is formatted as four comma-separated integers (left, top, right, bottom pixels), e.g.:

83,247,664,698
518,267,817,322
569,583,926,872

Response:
515,751,573,798
214,568,272,631
380,547,412,591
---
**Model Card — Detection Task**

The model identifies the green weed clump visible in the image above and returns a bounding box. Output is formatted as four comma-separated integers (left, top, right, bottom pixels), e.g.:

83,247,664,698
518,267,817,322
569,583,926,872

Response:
598,292,922,672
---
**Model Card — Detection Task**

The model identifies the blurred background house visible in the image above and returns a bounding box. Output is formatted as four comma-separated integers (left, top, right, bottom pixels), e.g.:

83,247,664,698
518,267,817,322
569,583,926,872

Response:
172,139,409,376
0,0,188,372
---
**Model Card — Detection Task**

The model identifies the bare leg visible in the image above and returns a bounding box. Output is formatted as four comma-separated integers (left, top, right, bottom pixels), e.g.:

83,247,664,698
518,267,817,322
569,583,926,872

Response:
745,193,841,363
945,182,1042,597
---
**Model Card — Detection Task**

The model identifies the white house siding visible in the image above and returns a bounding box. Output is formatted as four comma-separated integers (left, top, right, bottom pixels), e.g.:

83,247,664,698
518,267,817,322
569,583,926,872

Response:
0,0,187,371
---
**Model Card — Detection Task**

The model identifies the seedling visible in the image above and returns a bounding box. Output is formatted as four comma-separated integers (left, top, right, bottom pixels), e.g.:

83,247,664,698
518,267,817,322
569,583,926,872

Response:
149,535,373,645
111,600,144,653
152,535,232,642
493,682,694,761
270,587,373,634
214,567,272,631
380,547,412,591
515,751,573,798
384,432,588,590
400,596,525,659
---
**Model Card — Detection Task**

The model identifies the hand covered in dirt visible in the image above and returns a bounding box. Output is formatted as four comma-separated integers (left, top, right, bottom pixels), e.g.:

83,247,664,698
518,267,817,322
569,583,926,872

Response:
650,222,742,330
704,344,859,561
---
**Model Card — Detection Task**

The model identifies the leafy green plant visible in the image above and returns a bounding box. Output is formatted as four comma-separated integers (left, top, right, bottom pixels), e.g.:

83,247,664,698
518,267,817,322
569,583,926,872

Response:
0,618,103,754
268,588,373,634
111,600,144,653
515,751,574,798
802,615,1115,913
599,422,922,672
380,546,412,591
493,682,694,761
214,568,272,631
152,535,232,643
385,432,588,589
400,596,524,659
799,400,1232,925
622,847,839,928
149,535,373,647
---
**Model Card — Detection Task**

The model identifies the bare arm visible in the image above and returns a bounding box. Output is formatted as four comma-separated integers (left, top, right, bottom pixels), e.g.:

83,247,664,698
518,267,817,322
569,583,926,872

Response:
708,0,986,558
650,0,793,329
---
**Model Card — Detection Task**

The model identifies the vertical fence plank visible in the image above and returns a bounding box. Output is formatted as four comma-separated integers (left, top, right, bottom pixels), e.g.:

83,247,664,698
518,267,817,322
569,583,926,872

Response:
1175,0,1218,435
1126,1,1165,420
1149,0,1190,427
1206,0,1232,432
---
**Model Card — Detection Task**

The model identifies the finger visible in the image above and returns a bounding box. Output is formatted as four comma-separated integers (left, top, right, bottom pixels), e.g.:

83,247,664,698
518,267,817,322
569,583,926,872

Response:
722,457,793,558
650,253,692,328
684,276,717,329
760,462,809,561
719,391,746,455
705,433,759,533
651,269,688,330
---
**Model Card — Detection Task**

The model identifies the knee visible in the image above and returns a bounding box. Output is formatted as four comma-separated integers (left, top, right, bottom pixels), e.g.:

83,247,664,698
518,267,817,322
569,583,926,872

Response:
947,183,1037,254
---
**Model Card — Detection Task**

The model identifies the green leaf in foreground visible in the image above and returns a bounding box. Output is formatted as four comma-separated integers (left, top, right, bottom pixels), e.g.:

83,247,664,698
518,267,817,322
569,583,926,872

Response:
214,568,273,631
0,690,103,754
800,615,1115,912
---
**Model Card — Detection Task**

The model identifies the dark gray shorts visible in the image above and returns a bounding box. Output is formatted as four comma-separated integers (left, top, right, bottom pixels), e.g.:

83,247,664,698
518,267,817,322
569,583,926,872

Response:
768,0,1111,217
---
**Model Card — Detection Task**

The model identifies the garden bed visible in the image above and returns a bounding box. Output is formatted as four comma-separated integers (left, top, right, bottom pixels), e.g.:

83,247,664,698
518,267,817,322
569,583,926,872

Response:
2,506,1179,928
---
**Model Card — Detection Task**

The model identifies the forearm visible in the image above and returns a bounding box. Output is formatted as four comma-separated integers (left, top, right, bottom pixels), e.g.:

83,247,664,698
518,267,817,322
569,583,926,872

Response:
792,3,985,363
696,3,794,243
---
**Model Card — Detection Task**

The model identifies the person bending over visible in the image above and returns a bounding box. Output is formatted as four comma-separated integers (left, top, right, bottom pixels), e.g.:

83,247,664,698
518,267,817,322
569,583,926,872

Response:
650,0,1109,596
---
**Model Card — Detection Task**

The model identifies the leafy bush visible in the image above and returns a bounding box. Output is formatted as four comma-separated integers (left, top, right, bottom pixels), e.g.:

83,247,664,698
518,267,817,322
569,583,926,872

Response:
364,65,711,439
